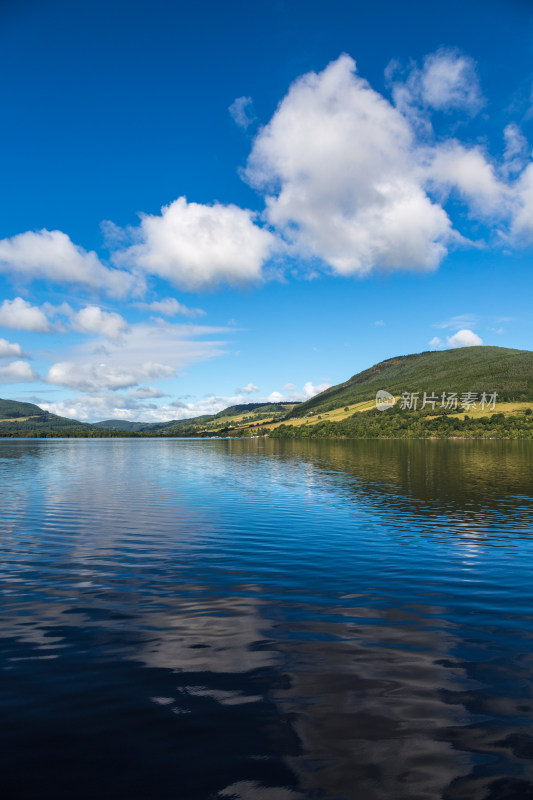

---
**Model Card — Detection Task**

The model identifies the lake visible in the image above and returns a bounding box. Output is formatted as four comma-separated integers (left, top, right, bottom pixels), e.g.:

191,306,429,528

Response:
1,438,533,800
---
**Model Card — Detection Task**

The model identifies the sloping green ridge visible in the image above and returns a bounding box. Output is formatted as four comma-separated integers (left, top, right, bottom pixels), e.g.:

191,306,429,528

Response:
0,398,91,432
288,346,533,418
0,398,48,419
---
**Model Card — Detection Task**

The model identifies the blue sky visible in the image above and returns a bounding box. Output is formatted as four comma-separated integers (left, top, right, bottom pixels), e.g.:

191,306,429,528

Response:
0,0,532,422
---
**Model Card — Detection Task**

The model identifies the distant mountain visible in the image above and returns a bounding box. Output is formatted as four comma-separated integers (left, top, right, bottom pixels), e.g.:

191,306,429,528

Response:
93,403,299,434
287,346,533,418
92,419,156,432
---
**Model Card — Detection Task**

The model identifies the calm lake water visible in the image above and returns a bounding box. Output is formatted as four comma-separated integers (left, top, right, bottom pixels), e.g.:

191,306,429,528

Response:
1,438,533,800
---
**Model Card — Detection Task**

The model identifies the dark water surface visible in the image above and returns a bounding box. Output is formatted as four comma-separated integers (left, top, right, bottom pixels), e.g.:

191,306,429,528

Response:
1,438,533,800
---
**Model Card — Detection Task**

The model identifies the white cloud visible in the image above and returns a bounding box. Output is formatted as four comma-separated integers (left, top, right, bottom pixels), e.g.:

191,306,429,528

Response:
503,123,529,177
0,297,53,332
136,298,206,317
267,381,331,402
0,360,39,384
113,197,277,290
40,389,267,424
374,320,385,326
447,328,483,347
420,50,484,112
229,96,256,129
246,54,452,276
267,391,284,402
429,336,442,349
0,51,528,307
236,383,259,394
510,162,533,242
40,386,170,422
426,142,508,218
391,48,484,117
0,338,24,358
45,320,230,392
303,380,331,398
70,306,129,340
37,378,327,426
0,229,140,298
46,360,176,392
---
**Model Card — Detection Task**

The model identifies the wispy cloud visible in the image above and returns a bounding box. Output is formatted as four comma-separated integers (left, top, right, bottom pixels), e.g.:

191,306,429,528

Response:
44,320,232,392
135,298,206,317
229,96,256,129
434,313,478,331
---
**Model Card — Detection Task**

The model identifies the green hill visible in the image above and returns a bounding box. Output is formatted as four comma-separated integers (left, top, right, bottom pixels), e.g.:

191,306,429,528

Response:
287,346,533,418
0,398,49,419
0,397,91,435
93,419,161,432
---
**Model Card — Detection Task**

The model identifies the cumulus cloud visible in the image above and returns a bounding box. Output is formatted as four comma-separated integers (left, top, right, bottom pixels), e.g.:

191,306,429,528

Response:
447,328,483,347
265,381,332,402
0,360,39,384
0,229,140,297
113,197,277,290
428,336,442,349
229,96,256,129
70,305,129,340
0,48,530,314
246,54,452,276
46,360,176,392
135,298,206,317
0,297,53,332
0,338,25,358
303,380,331,398
426,142,509,218
267,391,284,402
1,51,530,301
236,383,258,394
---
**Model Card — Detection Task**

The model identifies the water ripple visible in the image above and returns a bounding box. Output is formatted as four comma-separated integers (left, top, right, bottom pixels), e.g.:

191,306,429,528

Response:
1,438,533,799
